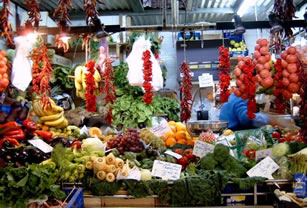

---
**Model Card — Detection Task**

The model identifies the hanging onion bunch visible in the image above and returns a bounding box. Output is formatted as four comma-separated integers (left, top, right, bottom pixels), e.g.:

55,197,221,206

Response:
0,0,13,46
24,0,41,29
83,0,105,25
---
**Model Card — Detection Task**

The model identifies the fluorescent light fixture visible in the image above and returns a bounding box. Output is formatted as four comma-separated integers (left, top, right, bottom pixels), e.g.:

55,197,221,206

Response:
237,0,257,17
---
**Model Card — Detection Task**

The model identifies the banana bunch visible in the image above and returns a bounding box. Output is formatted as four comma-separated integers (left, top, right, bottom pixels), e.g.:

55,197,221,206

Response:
75,65,101,99
32,98,69,129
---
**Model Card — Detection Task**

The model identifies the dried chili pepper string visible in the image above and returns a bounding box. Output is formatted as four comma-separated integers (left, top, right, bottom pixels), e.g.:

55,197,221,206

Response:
53,0,73,24
83,0,105,25
142,50,153,104
25,0,40,29
242,59,257,119
180,62,192,123
103,57,116,124
85,60,97,112
29,44,53,109
0,0,13,46
218,46,231,103
273,58,286,114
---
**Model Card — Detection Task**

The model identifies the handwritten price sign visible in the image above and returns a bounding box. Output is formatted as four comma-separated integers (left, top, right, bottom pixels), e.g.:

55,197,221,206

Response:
247,156,279,179
193,140,215,158
151,160,182,180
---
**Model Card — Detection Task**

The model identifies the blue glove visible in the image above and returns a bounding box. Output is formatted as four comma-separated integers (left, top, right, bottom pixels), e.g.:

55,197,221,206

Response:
252,113,270,128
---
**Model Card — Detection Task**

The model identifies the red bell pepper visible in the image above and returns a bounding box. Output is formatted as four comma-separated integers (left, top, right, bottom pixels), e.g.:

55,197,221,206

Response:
177,156,189,166
0,138,20,148
71,141,82,150
0,121,20,135
35,130,53,142
22,120,37,131
6,129,25,140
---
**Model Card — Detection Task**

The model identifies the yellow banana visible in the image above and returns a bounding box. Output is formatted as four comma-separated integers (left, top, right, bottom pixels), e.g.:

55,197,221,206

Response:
40,111,64,122
94,69,101,82
75,81,83,91
32,101,42,117
75,66,83,83
56,118,69,129
79,90,85,100
52,105,64,113
81,68,87,89
44,115,65,127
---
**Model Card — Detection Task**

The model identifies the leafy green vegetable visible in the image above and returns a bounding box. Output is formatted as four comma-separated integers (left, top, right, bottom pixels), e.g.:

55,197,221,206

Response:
50,66,75,93
231,177,266,190
0,164,65,207
213,144,230,163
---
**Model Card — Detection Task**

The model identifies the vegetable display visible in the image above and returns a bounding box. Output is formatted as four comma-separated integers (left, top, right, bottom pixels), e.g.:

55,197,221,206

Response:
179,61,192,123
142,50,153,104
0,0,13,46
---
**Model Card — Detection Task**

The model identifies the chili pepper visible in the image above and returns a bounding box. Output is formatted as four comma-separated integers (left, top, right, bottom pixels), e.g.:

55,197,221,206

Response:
35,130,53,142
218,46,231,103
71,140,82,150
184,148,194,160
4,129,25,140
0,121,20,135
22,119,38,131
85,60,97,112
180,62,192,123
142,50,153,104
0,138,19,148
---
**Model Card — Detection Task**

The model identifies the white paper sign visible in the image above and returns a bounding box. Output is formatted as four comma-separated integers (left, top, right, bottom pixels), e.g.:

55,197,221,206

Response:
199,73,213,88
165,150,182,159
151,120,172,137
151,160,182,180
247,156,279,179
116,166,141,181
80,125,89,135
28,139,53,153
256,148,273,161
193,140,215,158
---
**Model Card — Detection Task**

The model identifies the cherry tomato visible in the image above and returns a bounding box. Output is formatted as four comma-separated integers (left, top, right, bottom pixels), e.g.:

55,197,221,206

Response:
278,137,286,143
246,149,256,160
272,131,280,139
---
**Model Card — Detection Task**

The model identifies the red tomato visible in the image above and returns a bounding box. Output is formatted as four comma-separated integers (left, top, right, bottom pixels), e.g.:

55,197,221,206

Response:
288,83,299,93
286,55,298,64
256,64,264,72
234,68,242,77
2,57,7,64
177,156,189,166
0,67,6,74
260,70,270,79
239,74,245,81
261,77,273,88
0,78,8,88
241,93,248,100
237,56,244,62
260,46,269,55
278,137,286,143
289,73,299,83
265,54,271,62
286,46,296,55
282,69,290,78
239,84,246,93
272,132,280,139
282,90,292,100
244,56,251,62
0,50,6,57
254,51,261,59
281,59,288,68
258,56,266,64
236,79,242,87
259,39,268,47
2,73,8,79
282,78,290,87
287,64,297,73
238,61,245,69
263,62,271,70
0,61,5,68
255,74,262,82
234,89,241,97
255,44,261,51
281,51,288,60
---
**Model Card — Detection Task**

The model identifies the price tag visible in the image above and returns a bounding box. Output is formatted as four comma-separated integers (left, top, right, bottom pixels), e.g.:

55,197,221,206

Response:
180,72,194,78
165,150,182,159
151,120,172,137
193,140,215,158
151,160,182,180
116,166,141,181
28,139,53,153
247,156,279,179
256,148,273,161
199,74,213,88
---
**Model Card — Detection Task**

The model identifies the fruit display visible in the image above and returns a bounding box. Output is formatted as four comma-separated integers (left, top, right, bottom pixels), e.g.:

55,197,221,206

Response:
139,128,165,148
199,130,216,143
254,39,274,88
229,40,247,54
164,121,195,147
106,129,144,153
280,46,302,99
0,50,9,92
32,97,69,129
74,65,101,99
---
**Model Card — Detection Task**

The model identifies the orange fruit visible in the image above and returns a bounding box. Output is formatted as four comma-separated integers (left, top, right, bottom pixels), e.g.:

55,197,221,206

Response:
175,122,186,132
187,139,195,146
89,127,103,138
177,139,187,145
0,50,6,57
168,121,176,126
165,131,175,139
175,131,186,141
166,137,177,147
170,125,177,133
185,132,192,140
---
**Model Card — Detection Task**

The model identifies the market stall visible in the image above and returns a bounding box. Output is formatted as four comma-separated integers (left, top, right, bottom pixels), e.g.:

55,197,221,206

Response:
0,0,306,207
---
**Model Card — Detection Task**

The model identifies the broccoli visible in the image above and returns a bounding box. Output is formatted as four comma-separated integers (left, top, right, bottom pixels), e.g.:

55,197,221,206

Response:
221,156,247,178
213,144,230,163
199,153,218,170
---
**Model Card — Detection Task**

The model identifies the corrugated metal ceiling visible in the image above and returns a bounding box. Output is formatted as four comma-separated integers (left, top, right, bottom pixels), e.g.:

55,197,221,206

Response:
11,0,306,26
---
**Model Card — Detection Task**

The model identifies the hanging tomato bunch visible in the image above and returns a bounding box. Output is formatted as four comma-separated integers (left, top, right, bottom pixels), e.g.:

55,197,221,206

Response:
254,39,274,88
103,57,116,124
218,46,231,103
234,56,257,119
0,0,13,46
180,62,192,123
29,44,53,108
273,58,287,114
280,46,302,100
142,50,153,104
0,50,9,93
85,60,97,112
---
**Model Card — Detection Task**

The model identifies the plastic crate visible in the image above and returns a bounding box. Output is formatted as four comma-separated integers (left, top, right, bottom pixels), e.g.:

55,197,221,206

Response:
223,32,243,42
64,188,84,208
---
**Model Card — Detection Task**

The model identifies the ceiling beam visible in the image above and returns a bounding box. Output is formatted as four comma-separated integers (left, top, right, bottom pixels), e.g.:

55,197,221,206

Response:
129,0,144,12
233,0,243,14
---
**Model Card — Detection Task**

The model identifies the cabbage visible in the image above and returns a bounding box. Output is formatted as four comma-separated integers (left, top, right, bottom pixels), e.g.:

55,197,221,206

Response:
140,169,152,181
272,143,290,157
82,137,105,153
